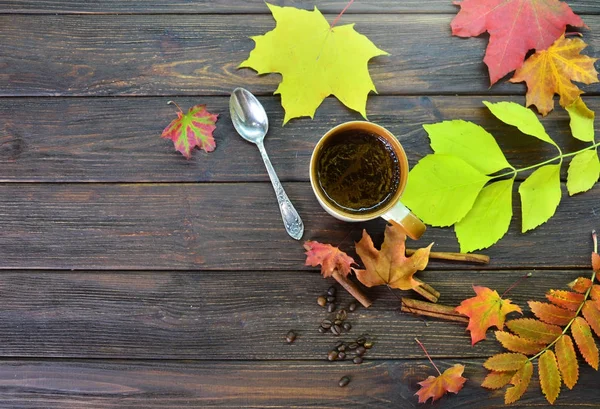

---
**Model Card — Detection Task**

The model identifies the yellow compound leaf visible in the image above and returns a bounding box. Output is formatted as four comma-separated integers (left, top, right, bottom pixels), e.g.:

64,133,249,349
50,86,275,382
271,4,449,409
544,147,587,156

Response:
528,301,576,326
539,350,561,404
481,371,515,390
239,3,388,124
505,361,533,405
555,335,579,390
571,316,599,370
582,300,600,337
484,353,529,372
510,35,599,116
506,318,562,344
494,331,545,355
546,289,585,311
568,277,593,294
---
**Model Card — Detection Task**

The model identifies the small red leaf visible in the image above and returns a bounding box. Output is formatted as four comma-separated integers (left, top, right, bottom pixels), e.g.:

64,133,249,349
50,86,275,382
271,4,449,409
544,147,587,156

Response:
546,289,585,311
528,301,576,326
162,103,218,159
415,364,467,403
303,241,355,278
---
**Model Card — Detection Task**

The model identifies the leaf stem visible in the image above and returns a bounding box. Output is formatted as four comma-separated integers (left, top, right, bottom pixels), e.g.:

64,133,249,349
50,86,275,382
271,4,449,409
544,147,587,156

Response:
415,338,441,375
167,100,183,114
493,142,600,180
527,230,598,362
501,272,532,298
330,0,354,28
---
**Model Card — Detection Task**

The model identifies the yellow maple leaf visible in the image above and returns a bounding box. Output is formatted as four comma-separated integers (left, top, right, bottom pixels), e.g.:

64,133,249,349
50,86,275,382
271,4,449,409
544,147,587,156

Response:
510,35,599,116
239,3,388,124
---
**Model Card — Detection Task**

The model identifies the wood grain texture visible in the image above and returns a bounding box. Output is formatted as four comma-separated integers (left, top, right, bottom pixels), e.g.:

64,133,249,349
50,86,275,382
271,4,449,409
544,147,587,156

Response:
0,182,598,271
1,0,599,14
0,359,597,408
1,14,598,97
0,95,594,183
0,269,590,359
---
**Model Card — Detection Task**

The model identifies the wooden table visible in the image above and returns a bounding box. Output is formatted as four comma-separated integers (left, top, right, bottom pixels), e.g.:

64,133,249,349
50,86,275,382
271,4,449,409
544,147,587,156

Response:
1,1,600,407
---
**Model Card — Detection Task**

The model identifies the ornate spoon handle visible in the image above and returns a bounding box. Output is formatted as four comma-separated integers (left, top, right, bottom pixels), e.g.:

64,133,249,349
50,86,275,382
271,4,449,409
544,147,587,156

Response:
257,142,304,240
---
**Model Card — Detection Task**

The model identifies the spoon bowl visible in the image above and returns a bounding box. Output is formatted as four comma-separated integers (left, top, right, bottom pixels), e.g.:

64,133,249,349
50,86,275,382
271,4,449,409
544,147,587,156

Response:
229,88,304,240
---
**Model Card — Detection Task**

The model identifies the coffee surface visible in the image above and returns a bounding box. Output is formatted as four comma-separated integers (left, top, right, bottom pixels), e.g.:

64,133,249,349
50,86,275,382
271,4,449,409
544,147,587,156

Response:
316,130,400,214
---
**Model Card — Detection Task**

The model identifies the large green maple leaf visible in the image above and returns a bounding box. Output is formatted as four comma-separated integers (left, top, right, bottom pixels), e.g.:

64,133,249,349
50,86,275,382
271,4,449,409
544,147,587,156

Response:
240,3,388,124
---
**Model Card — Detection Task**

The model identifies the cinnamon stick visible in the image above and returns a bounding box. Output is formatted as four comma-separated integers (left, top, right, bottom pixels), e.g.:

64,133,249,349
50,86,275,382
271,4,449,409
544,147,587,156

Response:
332,271,372,308
401,297,468,323
406,249,489,264
413,278,440,303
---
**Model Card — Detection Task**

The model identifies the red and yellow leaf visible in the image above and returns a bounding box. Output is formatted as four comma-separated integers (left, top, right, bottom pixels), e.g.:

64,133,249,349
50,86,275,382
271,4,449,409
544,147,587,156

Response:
555,335,579,390
539,350,561,404
582,300,600,337
450,0,585,85
455,286,522,345
591,285,600,309
495,331,545,355
484,353,529,372
504,361,533,405
161,103,218,159
568,277,593,294
528,301,576,326
506,318,562,344
353,224,433,290
415,364,467,403
481,371,515,390
510,35,598,115
546,289,585,311
571,316,599,370
592,251,600,274
303,241,355,278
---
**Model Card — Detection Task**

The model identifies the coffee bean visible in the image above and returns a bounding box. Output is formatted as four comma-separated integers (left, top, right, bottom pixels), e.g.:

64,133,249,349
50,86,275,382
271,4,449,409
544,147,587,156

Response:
356,346,366,356
318,326,327,334
343,322,352,331
327,296,336,303
317,296,327,307
364,341,374,349
353,356,363,364
336,309,348,321
321,319,332,329
338,351,347,360
327,303,336,313
348,343,358,350
334,319,342,326
286,330,296,344
337,344,347,352
327,286,337,296
334,341,344,350
328,350,338,361
356,337,366,345
331,324,342,336
338,376,350,387
348,302,358,312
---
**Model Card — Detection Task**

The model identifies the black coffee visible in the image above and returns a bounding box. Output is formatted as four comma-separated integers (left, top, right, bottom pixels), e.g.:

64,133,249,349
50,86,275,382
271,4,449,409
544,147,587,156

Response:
316,130,400,214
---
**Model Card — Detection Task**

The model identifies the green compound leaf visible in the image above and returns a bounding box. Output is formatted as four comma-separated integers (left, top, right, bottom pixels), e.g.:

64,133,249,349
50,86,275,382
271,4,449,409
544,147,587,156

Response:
567,150,600,196
403,154,491,227
425,120,512,174
455,178,514,253
566,98,595,142
483,101,557,147
519,164,562,233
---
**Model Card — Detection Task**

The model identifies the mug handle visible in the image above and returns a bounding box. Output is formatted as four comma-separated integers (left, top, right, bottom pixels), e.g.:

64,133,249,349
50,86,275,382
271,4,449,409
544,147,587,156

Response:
381,201,426,240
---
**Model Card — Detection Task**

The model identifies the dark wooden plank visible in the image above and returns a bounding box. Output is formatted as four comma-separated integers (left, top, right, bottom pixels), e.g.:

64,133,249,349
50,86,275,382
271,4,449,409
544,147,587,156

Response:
1,0,599,14
0,182,598,270
0,269,592,359
0,359,597,408
1,14,598,97
0,95,594,183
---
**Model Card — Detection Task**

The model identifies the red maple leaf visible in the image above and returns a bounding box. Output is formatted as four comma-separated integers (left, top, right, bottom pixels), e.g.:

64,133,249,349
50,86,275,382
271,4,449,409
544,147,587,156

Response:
304,241,356,277
451,0,585,85
162,102,218,159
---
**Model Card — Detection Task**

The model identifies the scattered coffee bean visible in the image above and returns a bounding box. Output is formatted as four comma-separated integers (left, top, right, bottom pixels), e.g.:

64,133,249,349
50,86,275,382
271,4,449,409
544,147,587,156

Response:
327,286,337,296
327,295,336,303
321,319,332,329
348,302,358,312
286,330,296,344
328,350,338,361
317,296,327,307
337,344,347,352
338,351,347,360
334,341,344,349
348,342,358,350
343,322,352,331
334,319,342,326
338,376,350,387
327,303,336,313
364,341,374,349
318,326,327,334
356,346,366,356
336,309,347,321
353,356,363,364
331,324,342,336
356,337,366,345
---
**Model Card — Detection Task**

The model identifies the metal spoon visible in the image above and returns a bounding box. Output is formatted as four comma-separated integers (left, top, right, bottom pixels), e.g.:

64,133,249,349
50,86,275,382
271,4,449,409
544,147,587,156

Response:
230,88,304,240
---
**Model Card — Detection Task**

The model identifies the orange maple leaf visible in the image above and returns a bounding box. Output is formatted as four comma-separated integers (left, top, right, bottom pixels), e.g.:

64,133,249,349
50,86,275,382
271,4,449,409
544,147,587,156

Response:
303,241,356,278
456,286,523,345
353,224,433,290
510,35,599,116
416,364,467,403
